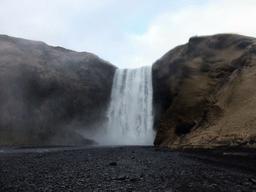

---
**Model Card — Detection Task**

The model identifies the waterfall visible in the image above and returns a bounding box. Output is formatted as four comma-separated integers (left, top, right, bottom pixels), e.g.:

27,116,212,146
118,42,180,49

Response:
100,66,155,145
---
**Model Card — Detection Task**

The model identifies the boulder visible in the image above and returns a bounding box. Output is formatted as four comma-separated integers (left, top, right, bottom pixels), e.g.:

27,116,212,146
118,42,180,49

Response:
153,34,256,148
0,35,117,146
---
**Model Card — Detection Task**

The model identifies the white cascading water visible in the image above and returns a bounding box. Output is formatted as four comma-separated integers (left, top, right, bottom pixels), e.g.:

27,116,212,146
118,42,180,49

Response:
99,66,155,145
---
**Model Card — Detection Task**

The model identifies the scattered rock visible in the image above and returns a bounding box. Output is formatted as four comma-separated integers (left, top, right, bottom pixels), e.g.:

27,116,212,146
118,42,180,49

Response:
250,178,256,183
116,174,128,180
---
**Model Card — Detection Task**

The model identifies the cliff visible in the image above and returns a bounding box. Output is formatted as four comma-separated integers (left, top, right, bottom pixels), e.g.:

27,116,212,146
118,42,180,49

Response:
2,33,256,148
0,35,117,146
153,34,256,149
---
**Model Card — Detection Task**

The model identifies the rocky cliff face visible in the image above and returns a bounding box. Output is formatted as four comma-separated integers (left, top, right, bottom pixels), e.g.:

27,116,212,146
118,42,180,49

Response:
2,34,256,148
153,34,256,148
0,35,117,146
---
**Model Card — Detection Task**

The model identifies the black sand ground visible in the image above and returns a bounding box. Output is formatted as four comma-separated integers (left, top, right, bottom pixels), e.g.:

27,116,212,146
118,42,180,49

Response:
0,146,256,191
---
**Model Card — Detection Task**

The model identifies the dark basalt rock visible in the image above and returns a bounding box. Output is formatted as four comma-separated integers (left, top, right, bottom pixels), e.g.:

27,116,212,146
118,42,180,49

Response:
0,35,117,146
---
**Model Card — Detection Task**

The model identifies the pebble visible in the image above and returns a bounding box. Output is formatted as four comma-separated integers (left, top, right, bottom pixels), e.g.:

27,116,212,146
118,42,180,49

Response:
0,146,255,191
116,174,127,180
251,178,256,183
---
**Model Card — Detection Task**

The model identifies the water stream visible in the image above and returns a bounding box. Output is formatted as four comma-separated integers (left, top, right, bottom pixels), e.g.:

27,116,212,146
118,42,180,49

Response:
99,66,155,145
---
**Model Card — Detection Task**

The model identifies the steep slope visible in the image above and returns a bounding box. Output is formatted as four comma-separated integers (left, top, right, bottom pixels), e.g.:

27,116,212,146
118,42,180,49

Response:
0,35,117,146
153,34,256,148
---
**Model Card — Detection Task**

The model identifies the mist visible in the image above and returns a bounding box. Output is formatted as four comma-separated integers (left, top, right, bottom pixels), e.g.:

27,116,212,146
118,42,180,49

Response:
0,35,157,147
86,66,155,146
0,35,116,146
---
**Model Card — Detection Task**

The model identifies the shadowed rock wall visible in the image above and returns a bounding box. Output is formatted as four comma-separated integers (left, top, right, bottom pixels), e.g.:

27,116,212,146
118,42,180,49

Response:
0,35,117,146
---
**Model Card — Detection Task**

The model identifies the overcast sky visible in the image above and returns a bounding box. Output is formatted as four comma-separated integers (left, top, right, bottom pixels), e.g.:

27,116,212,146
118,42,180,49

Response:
1,0,256,69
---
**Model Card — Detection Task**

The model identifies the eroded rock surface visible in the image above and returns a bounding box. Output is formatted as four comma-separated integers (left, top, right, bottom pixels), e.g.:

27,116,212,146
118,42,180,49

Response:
153,34,256,148
0,35,116,146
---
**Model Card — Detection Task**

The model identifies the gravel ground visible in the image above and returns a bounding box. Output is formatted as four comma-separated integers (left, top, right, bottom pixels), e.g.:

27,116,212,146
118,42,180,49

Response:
0,146,256,191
